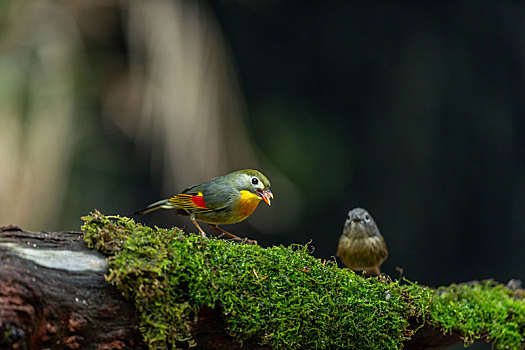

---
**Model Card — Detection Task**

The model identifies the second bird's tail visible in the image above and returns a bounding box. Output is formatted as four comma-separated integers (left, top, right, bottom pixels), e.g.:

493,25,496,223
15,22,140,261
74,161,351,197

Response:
134,199,175,215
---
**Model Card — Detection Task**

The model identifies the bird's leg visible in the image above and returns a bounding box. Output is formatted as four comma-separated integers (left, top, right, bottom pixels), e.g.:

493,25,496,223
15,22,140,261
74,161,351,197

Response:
208,225,258,245
364,266,381,276
190,214,207,238
208,225,241,240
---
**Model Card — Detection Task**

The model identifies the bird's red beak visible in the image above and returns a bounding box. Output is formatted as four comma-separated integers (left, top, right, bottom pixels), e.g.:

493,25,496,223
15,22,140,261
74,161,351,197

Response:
258,189,274,206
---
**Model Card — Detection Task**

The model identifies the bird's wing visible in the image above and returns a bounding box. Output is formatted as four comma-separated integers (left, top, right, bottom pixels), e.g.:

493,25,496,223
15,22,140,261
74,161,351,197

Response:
168,192,212,212
169,182,234,212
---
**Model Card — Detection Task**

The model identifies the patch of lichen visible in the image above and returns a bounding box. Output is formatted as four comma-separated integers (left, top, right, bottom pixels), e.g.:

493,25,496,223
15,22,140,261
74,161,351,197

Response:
431,281,525,349
81,211,525,350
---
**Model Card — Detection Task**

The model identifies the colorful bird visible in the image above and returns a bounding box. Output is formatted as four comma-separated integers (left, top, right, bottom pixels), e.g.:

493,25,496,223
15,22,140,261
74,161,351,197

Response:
135,169,273,244
336,208,388,275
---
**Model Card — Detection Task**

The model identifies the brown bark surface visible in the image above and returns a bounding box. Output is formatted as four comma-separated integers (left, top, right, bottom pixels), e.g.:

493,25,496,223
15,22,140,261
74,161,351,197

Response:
0,226,143,350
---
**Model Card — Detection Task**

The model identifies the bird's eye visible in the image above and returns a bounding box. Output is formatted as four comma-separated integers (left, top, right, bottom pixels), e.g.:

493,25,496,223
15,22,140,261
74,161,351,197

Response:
364,215,371,222
252,177,259,185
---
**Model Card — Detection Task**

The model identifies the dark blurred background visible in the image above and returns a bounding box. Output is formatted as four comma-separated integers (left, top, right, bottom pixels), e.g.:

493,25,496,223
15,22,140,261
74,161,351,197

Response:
1,0,524,297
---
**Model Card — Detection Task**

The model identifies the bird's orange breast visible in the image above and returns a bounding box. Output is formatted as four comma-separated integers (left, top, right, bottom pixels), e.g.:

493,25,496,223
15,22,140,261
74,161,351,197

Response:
235,190,262,221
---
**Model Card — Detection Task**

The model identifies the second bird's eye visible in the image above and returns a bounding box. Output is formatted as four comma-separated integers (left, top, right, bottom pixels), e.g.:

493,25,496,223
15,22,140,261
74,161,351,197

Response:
252,177,259,185
364,215,371,222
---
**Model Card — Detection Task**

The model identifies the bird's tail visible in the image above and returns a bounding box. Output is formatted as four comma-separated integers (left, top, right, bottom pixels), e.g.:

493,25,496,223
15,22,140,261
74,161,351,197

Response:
134,199,175,215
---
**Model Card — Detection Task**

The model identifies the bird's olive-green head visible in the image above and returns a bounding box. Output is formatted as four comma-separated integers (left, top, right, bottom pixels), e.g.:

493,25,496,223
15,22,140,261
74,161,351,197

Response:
227,169,273,205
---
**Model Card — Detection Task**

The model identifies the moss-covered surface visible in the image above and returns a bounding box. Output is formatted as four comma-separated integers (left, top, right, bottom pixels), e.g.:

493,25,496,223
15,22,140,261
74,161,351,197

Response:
81,211,525,350
431,282,525,349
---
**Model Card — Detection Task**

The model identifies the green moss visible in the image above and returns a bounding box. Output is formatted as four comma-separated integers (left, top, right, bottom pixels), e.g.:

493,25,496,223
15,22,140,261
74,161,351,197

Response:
431,281,525,349
81,211,525,350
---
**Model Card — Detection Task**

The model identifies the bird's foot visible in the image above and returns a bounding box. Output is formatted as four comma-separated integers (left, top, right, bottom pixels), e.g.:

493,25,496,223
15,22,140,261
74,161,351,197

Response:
208,225,257,244
228,237,258,245
235,237,257,245
242,237,258,245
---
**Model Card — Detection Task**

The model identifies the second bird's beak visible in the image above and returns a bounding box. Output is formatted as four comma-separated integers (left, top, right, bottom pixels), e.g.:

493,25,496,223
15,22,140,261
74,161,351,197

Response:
258,189,274,206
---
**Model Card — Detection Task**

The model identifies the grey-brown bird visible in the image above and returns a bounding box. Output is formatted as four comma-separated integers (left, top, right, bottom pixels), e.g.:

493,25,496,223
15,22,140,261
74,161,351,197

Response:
336,208,388,275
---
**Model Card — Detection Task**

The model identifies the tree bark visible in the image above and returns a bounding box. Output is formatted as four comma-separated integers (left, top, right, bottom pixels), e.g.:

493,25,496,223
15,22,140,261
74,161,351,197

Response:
0,226,479,349
0,226,143,350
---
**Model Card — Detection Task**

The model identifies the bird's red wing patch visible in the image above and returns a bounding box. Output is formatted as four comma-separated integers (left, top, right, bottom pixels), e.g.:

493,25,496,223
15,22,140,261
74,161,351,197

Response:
168,192,209,210
190,195,207,208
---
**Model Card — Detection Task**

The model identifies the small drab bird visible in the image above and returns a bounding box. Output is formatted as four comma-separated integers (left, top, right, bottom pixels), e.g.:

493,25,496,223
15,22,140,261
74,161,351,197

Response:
336,208,388,275
134,169,273,244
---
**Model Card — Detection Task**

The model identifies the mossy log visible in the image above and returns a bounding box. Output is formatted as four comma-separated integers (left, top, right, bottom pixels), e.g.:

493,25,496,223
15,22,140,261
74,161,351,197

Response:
1,216,524,350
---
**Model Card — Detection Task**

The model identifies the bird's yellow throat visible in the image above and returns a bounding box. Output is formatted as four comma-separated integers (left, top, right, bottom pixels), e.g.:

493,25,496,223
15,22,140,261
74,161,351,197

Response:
237,190,262,220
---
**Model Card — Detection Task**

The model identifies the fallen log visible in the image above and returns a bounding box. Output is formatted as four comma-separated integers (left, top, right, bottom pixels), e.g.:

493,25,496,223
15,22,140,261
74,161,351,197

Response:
1,216,523,349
